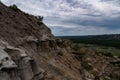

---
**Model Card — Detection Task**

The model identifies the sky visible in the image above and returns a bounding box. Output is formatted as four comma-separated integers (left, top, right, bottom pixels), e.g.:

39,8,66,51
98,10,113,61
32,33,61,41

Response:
1,0,120,36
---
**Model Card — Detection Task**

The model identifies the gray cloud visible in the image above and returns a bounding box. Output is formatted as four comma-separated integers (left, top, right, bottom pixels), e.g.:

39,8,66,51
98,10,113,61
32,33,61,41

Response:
1,0,120,36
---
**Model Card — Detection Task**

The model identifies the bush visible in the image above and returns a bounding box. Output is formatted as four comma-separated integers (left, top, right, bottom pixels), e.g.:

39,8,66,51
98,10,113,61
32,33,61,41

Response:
37,16,43,21
9,4,19,11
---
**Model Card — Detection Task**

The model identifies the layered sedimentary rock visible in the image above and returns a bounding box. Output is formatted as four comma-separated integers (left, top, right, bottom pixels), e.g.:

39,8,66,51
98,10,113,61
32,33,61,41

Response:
0,2,120,80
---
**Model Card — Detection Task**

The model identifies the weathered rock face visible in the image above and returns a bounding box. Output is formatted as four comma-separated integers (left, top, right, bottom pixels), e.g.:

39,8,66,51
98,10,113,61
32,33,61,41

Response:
0,38,75,80
0,47,17,70
0,2,120,80
0,2,52,80
0,2,54,46
0,2,77,80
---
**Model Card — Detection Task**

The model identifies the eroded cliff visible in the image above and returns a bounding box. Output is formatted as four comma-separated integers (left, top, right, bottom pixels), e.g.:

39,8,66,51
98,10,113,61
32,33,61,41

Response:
0,2,120,80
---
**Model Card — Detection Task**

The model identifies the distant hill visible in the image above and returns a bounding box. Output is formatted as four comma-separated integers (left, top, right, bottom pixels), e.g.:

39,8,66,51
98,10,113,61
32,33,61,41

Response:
57,34,120,40
57,34,120,48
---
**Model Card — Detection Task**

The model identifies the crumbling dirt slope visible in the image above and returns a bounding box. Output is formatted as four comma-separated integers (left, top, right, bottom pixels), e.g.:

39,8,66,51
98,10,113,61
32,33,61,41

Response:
0,2,120,80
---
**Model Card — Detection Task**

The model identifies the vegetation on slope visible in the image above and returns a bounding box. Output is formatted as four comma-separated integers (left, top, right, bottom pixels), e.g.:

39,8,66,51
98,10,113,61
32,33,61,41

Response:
9,4,20,11
71,38,120,48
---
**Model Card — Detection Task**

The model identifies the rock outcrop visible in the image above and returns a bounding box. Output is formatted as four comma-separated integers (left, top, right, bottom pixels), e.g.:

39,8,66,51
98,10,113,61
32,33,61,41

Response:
0,2,120,80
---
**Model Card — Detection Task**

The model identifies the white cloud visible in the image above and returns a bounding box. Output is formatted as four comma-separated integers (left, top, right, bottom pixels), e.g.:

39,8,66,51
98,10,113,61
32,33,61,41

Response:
1,0,120,36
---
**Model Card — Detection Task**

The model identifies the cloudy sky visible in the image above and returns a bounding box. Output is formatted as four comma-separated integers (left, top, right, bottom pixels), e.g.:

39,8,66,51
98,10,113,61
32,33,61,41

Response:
1,0,120,36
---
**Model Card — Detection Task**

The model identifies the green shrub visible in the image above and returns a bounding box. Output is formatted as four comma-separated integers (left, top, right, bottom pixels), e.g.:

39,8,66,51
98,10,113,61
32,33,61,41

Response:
37,16,44,22
9,4,19,11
